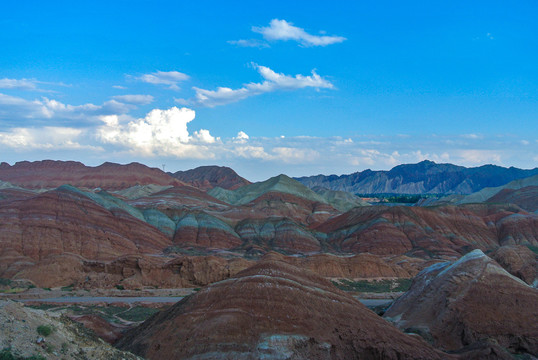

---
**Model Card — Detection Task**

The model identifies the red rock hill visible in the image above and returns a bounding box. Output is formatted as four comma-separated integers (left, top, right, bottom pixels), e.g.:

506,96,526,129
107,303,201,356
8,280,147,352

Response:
0,160,184,190
117,260,450,359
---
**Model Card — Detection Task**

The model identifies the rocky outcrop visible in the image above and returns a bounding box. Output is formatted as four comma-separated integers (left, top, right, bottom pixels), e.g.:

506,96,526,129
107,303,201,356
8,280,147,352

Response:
296,160,538,195
13,253,253,289
117,261,450,359
170,165,251,190
492,245,537,285
384,250,538,356
0,300,141,359
0,160,184,190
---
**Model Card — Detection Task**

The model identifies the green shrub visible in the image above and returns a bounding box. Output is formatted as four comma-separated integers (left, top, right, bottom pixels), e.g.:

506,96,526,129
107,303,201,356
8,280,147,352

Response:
115,285,125,290
36,324,53,337
0,347,16,360
60,284,74,291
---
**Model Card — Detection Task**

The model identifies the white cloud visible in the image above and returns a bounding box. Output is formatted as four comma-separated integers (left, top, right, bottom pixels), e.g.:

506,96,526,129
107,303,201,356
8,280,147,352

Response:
0,78,38,90
136,71,190,90
271,147,320,164
112,85,127,89
0,126,101,151
456,149,502,164
97,106,216,158
252,19,346,47
193,129,217,143
0,93,135,124
227,39,269,48
234,131,249,143
461,133,482,139
179,64,334,107
112,94,154,105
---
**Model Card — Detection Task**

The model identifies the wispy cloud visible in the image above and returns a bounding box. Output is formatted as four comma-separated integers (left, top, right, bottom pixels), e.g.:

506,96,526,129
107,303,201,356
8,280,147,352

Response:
177,64,334,107
227,39,269,48
0,93,136,125
0,126,102,151
134,71,190,90
0,78,38,90
111,94,154,105
252,19,346,47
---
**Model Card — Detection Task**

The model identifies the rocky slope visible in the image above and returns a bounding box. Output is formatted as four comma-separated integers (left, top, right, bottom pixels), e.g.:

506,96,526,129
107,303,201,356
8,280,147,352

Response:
0,299,140,359
170,165,251,190
316,204,538,257
384,250,538,356
13,253,253,289
486,186,538,212
0,186,171,279
0,160,184,190
117,260,450,359
491,245,537,285
296,160,538,195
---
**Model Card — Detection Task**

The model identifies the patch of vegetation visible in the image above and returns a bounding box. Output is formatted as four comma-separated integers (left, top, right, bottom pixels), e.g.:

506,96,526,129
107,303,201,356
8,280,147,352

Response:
60,284,74,291
331,278,413,293
36,324,54,337
163,245,212,256
355,193,442,204
116,306,160,322
45,344,55,354
0,349,47,360
0,278,12,286
526,244,538,255
115,284,125,290
0,288,26,294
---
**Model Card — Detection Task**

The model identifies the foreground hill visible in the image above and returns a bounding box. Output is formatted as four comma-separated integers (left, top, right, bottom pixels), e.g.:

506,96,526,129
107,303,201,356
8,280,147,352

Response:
170,165,251,190
0,160,184,190
295,160,538,195
384,250,538,357
0,300,140,360
117,260,449,359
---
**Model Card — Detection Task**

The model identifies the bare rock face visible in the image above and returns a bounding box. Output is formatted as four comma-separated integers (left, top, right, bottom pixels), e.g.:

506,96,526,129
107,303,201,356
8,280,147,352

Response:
0,160,184,190
0,187,171,265
170,165,251,190
384,250,538,356
117,261,450,360
14,253,253,289
264,252,423,278
492,245,537,285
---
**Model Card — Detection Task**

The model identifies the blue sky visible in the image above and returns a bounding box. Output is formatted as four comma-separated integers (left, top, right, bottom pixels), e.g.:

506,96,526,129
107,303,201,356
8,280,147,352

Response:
0,1,537,180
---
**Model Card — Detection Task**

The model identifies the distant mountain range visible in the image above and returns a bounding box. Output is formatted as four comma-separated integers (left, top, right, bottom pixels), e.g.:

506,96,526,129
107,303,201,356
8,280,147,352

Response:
295,160,538,195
